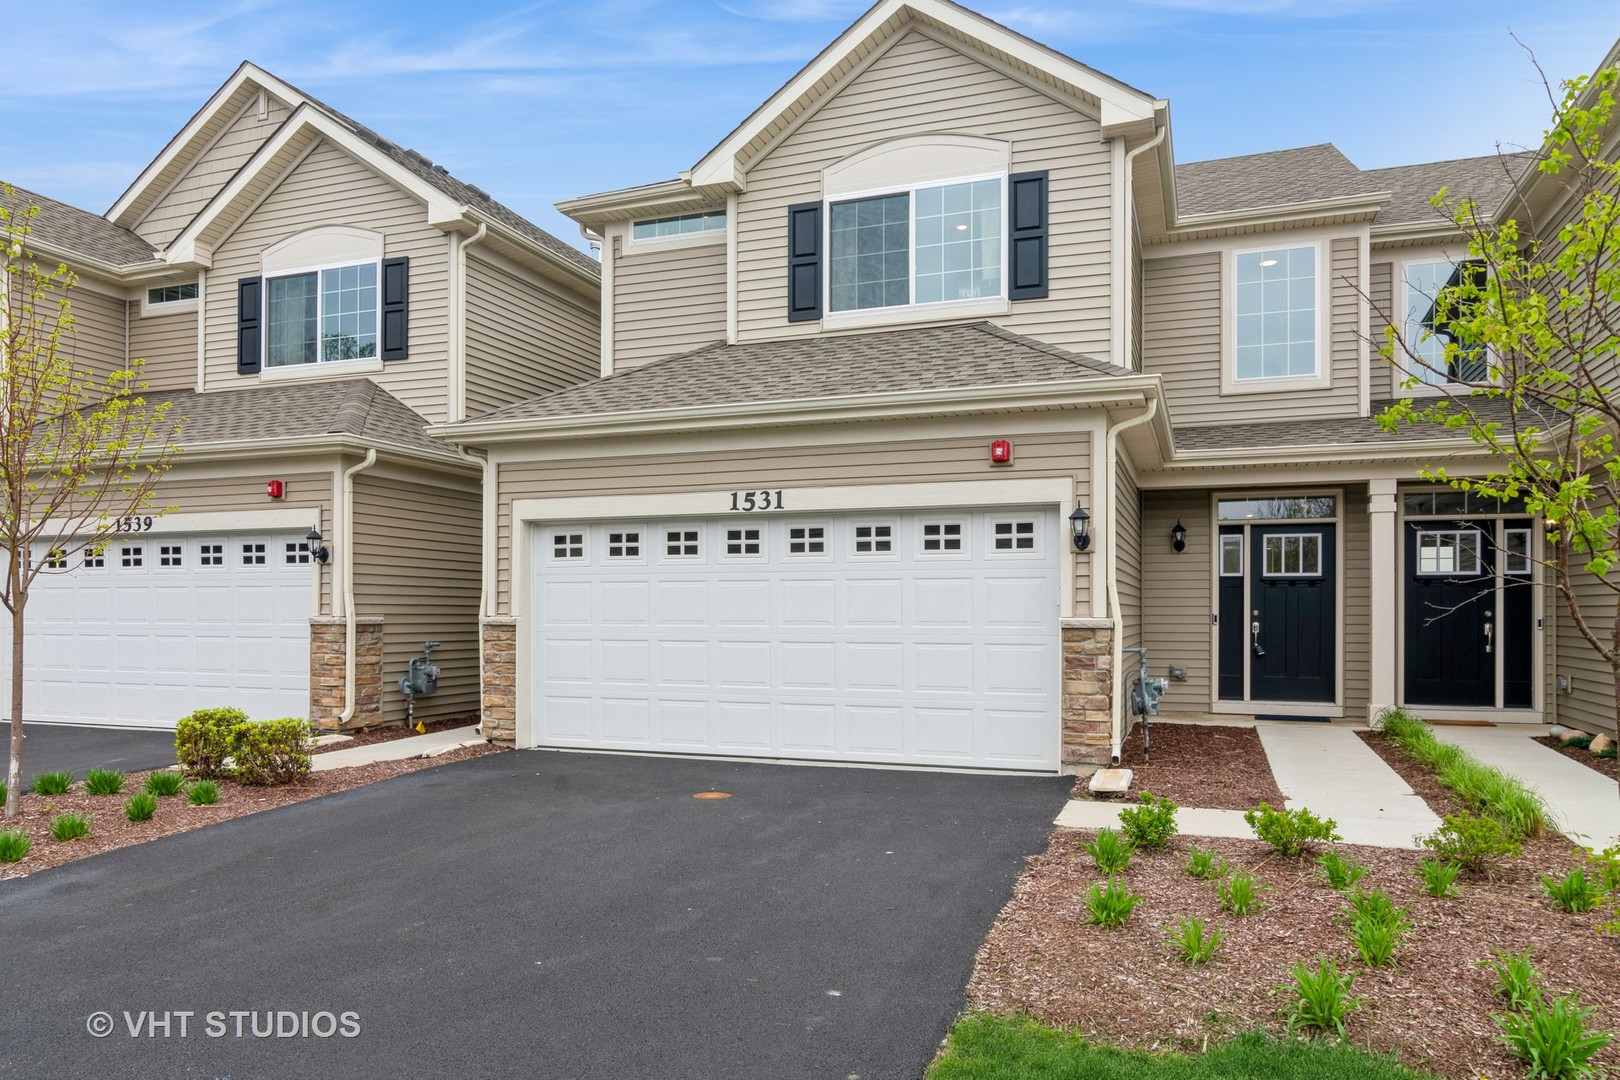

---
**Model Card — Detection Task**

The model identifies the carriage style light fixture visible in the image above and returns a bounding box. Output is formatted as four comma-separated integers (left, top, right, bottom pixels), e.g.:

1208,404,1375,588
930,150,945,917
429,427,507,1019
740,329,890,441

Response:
306,527,331,564
1069,506,1091,552
1171,519,1187,553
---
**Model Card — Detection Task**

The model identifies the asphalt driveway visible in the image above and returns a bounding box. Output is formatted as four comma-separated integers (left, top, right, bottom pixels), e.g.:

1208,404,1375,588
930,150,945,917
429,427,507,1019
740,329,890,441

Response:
5,722,176,787
0,750,1068,1079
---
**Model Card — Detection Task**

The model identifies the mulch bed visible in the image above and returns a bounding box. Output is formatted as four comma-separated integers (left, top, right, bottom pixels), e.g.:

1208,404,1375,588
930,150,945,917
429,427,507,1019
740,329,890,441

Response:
0,743,502,881
1534,735,1619,781
1072,722,1285,810
310,713,479,753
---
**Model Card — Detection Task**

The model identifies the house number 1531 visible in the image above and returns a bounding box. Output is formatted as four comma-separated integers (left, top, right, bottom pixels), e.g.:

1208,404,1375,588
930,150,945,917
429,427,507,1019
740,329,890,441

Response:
729,490,785,512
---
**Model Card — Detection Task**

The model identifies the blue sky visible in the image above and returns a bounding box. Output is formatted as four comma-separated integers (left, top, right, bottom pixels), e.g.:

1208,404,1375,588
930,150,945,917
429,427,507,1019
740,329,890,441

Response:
1,1,1613,250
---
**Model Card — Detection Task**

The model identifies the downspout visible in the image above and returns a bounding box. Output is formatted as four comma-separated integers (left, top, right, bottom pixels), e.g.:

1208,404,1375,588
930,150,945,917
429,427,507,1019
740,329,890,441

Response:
1106,397,1158,766
452,221,491,736
1121,124,1168,371
456,444,493,738
337,449,379,727
449,222,487,424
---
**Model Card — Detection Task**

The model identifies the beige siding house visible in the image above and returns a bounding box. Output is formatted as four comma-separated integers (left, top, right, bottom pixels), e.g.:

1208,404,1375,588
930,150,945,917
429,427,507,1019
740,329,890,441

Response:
435,0,1616,777
3,62,600,733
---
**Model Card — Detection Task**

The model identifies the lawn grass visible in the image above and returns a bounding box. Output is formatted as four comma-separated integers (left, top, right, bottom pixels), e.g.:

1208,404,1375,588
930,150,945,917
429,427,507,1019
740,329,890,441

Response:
928,1015,1435,1080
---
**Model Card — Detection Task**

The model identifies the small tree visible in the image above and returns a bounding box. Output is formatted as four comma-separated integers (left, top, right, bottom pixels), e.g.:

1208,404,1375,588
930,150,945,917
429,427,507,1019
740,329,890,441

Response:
1,187,182,817
1378,59,1620,782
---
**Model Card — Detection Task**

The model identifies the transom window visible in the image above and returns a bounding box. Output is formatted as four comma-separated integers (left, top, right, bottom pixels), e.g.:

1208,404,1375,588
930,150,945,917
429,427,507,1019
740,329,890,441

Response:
147,282,198,306
852,524,893,554
665,530,699,558
787,526,826,555
631,211,725,241
607,531,641,558
1403,259,1488,386
921,522,964,552
1218,496,1336,522
1262,533,1322,577
241,543,267,566
725,528,762,556
285,542,311,565
1402,491,1525,516
1415,529,1482,576
266,262,378,368
829,177,1002,313
992,521,1036,551
1234,245,1317,381
159,545,184,568
200,544,224,567
552,533,585,560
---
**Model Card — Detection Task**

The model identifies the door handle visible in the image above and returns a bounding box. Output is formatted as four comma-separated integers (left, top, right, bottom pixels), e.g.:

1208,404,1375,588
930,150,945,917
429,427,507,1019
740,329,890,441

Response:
1484,610,1493,655
1251,610,1265,657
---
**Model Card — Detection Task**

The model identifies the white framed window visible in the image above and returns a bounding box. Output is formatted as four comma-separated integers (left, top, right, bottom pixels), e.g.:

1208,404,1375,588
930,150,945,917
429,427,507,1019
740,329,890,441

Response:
159,544,184,568
1228,242,1328,391
828,175,1004,315
991,520,1039,553
606,530,642,559
1219,535,1244,577
664,529,700,559
285,541,311,565
266,261,379,368
786,525,827,556
723,527,763,558
1261,533,1322,577
1401,258,1488,387
851,523,894,555
121,545,144,568
142,281,199,316
629,211,726,246
1504,528,1532,575
1415,529,1481,576
919,521,965,554
551,533,585,561
199,543,224,567
240,542,266,566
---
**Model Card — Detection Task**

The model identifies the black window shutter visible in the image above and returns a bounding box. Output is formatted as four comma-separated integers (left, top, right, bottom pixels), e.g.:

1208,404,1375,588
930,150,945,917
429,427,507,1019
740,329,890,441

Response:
786,202,822,322
1007,170,1049,301
380,256,410,360
236,277,262,374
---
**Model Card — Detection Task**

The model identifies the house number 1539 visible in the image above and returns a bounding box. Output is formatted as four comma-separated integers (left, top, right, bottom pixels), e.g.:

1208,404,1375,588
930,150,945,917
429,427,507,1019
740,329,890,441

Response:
729,490,785,512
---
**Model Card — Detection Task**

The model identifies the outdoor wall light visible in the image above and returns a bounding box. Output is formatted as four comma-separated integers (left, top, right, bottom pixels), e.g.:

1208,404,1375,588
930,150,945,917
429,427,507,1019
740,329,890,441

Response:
1171,519,1187,553
306,527,330,564
1069,506,1092,552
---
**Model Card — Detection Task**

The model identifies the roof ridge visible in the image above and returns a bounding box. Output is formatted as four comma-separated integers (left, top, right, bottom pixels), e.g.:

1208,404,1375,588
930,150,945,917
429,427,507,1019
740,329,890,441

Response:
328,378,382,436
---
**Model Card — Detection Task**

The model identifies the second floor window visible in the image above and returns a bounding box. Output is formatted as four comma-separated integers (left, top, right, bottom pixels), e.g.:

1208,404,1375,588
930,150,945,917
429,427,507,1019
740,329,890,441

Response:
1403,259,1487,386
1234,244,1318,382
266,262,378,367
829,177,1002,313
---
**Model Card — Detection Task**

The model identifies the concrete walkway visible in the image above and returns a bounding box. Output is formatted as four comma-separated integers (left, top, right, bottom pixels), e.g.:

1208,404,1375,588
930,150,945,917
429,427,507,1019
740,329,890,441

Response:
1257,724,1441,849
309,725,485,771
1432,726,1619,852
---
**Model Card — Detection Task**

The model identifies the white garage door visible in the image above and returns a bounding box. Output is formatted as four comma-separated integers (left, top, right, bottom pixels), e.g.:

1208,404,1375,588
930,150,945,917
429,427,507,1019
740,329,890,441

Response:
531,509,1060,770
1,533,314,729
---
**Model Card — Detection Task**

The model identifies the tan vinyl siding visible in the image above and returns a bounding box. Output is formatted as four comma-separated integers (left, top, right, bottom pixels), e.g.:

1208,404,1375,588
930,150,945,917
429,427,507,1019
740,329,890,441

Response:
1116,462,1142,651
1340,487,1369,716
63,285,126,381
1369,260,1394,399
1143,237,1363,428
352,471,481,725
494,426,1091,614
1141,490,1211,706
202,141,451,420
464,252,598,418
1554,495,1618,736
733,29,1113,355
611,240,727,371
135,96,292,248
128,301,197,392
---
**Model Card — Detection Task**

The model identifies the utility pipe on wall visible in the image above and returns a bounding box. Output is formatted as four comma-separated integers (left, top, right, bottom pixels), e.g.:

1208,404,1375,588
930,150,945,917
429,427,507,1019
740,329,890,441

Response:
1105,397,1158,766
337,448,378,727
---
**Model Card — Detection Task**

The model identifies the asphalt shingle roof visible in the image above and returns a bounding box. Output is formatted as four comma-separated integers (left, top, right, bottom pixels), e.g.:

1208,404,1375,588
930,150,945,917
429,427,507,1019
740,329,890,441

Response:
465,322,1130,424
2,184,157,267
1362,153,1533,227
152,379,455,458
1172,396,1564,452
1175,144,1382,217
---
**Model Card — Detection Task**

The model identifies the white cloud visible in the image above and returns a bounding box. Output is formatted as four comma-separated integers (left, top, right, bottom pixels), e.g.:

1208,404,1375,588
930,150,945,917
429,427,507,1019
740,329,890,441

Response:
717,0,865,22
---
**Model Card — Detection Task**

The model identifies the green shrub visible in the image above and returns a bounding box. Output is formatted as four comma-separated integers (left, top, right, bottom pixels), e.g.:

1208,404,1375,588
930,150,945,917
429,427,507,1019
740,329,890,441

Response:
1598,745,1617,760
83,767,126,795
1420,813,1521,875
30,769,71,796
1587,846,1620,895
0,828,32,862
230,718,312,786
1168,915,1225,965
1118,792,1179,850
1415,858,1462,899
49,812,90,841
1218,869,1268,916
184,780,220,806
123,792,157,822
143,770,185,797
1342,890,1411,968
1084,828,1134,875
1542,868,1606,914
1083,877,1141,929
1377,709,1546,837
1285,956,1359,1039
1245,803,1340,857
1563,734,1595,750
1316,850,1367,891
1495,993,1614,1080
174,706,247,779
1482,948,1542,1012
1184,843,1227,881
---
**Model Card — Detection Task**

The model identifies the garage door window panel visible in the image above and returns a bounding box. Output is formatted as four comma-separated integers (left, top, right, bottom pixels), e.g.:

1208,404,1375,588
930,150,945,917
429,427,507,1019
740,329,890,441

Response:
724,527,763,559
990,519,1039,554
851,522,896,556
663,529,701,560
241,543,267,566
121,545,143,568
606,529,644,561
551,532,585,561
159,544,184,569
200,543,224,568
786,524,829,558
919,520,967,557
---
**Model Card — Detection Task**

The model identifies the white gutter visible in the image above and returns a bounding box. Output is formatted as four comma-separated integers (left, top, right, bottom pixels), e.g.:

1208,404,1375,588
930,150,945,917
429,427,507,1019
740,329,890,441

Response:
1121,125,1168,369
337,449,378,727
1105,397,1159,765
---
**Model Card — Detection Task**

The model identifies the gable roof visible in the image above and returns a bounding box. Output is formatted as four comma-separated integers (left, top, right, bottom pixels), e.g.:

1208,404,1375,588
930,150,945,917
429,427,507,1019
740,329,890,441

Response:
2,184,158,269
156,379,458,459
455,321,1131,428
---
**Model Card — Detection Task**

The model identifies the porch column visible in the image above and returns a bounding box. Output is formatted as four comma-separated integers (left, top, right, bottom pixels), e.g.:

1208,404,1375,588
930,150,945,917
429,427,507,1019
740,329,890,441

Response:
1367,478,1399,722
